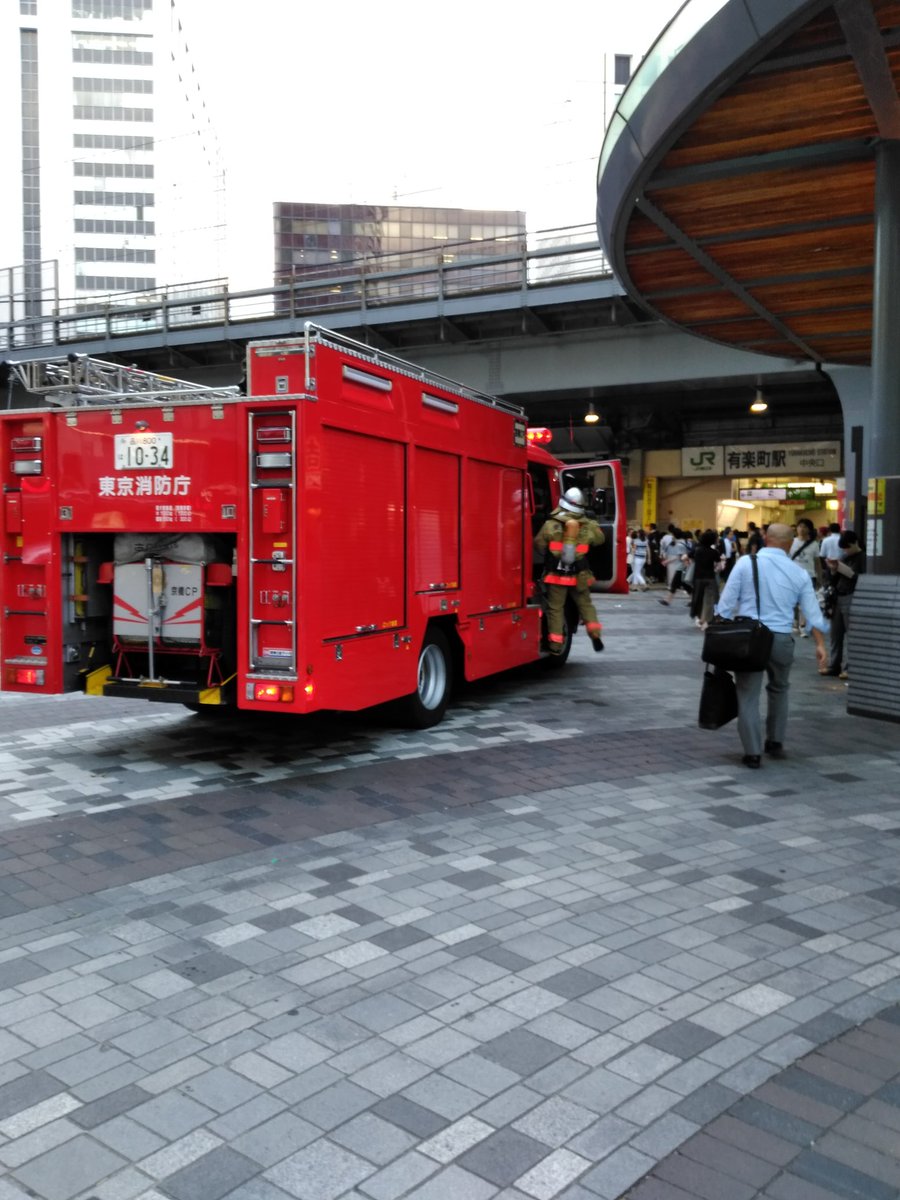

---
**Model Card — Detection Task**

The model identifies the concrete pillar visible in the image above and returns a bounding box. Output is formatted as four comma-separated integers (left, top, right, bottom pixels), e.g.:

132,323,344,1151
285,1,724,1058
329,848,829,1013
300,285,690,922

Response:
830,144,900,723
871,140,900,478
823,364,870,530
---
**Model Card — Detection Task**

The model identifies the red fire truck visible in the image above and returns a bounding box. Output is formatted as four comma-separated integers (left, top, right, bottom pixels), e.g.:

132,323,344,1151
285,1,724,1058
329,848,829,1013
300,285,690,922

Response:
1,325,625,726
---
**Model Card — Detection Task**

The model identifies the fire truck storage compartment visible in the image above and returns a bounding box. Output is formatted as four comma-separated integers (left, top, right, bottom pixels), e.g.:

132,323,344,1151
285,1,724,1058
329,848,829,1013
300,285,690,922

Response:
110,533,234,648
317,427,405,642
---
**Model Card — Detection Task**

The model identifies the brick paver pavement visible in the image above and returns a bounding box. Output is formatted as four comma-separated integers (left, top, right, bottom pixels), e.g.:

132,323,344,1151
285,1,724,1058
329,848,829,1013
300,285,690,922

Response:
0,586,898,1199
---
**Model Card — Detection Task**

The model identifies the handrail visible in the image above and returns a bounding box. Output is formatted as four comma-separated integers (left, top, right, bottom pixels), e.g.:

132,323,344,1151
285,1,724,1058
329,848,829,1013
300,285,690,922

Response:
0,223,613,353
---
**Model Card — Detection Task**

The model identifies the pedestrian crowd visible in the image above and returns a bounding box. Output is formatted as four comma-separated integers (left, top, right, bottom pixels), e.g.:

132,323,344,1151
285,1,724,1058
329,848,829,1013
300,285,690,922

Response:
624,517,866,767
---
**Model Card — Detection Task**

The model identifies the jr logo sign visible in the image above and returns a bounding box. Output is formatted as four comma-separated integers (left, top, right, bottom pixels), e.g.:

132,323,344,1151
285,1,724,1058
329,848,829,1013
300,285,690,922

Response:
681,446,724,476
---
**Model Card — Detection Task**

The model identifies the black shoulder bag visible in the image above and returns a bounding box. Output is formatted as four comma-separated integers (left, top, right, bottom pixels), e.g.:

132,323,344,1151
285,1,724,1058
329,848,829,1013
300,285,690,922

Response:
701,555,774,672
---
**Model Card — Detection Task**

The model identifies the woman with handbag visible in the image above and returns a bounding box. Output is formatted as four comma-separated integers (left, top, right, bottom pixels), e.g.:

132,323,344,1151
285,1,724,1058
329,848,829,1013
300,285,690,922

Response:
712,523,828,768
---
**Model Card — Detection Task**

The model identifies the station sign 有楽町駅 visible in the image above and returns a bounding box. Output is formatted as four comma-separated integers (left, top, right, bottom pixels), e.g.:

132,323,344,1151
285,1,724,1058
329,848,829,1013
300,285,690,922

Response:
681,443,841,478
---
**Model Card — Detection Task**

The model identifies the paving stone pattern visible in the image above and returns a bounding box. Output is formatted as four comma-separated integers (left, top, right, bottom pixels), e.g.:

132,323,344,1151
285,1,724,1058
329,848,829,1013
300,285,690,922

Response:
0,589,898,1198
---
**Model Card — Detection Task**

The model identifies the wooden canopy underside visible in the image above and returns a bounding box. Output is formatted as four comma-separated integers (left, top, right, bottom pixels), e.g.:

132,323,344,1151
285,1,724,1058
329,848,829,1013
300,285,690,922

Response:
622,1,900,365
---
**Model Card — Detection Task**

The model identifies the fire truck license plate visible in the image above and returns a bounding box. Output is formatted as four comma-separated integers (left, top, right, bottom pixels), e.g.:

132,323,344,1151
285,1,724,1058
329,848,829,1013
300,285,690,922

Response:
114,432,173,470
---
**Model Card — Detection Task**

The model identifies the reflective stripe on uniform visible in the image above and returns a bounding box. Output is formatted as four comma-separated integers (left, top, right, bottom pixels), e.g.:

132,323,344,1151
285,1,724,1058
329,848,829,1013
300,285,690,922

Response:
585,621,603,632
548,632,565,644
575,544,589,554
548,541,564,552
544,574,576,586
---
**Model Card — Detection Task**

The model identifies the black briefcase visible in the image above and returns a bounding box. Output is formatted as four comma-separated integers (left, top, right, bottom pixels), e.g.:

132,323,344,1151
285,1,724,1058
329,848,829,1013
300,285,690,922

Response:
701,555,773,672
698,666,738,730
701,618,773,673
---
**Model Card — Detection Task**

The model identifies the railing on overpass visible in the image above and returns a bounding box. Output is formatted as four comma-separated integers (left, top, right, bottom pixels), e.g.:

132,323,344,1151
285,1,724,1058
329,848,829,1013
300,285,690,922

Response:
0,224,612,353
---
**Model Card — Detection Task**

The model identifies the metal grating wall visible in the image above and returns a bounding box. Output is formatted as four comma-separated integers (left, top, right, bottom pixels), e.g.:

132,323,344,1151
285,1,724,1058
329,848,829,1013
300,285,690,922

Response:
846,575,900,724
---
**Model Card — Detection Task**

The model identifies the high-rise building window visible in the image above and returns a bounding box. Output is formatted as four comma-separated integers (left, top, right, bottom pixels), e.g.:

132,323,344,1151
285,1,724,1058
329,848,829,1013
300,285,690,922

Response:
614,54,632,86
76,247,155,263
74,219,154,234
20,28,42,317
72,1,152,20
74,133,154,149
72,29,153,63
21,1,38,14
74,190,154,206
77,275,155,290
73,106,153,121
75,162,154,178
73,77,153,101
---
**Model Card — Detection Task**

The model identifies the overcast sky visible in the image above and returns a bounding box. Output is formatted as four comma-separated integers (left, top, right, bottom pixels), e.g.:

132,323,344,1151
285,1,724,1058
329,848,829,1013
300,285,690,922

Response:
179,0,685,288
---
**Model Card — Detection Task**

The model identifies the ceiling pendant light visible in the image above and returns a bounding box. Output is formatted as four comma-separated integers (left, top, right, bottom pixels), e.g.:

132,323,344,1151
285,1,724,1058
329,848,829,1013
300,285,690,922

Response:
584,402,600,424
750,388,768,414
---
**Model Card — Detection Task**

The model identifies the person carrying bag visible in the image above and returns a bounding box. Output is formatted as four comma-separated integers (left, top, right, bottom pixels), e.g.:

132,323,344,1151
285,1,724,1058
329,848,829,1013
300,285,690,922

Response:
702,555,773,672
703,523,828,769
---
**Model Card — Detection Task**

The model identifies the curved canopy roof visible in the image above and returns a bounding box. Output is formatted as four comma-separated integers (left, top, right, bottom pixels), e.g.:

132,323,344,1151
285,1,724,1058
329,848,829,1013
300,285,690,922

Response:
597,0,895,367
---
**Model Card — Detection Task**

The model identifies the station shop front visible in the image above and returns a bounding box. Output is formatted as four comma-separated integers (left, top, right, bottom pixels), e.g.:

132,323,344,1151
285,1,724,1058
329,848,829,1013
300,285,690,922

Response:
634,440,844,537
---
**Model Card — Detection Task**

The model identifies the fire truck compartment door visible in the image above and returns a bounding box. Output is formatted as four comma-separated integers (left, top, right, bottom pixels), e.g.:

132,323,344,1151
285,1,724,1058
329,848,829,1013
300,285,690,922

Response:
318,427,405,640
560,460,621,589
114,562,204,643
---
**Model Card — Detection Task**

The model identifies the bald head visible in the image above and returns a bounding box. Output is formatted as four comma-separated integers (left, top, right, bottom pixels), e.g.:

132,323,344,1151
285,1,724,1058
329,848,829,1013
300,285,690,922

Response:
765,522,793,549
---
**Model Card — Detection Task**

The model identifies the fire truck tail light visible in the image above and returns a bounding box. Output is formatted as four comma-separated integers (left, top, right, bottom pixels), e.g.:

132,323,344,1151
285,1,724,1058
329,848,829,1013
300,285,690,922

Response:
256,427,291,443
253,683,294,703
9,667,44,686
11,459,43,476
10,436,42,453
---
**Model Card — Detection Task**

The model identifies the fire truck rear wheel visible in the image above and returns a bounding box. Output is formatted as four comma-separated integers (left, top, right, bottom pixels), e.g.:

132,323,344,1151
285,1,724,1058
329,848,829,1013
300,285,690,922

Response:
401,628,452,728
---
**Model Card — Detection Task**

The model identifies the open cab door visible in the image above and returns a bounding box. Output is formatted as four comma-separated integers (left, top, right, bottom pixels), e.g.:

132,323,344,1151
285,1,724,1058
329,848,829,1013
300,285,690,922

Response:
560,459,628,595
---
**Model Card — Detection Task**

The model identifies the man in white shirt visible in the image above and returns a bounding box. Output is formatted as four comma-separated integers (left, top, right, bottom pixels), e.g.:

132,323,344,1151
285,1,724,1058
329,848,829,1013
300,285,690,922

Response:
819,522,843,561
715,523,828,769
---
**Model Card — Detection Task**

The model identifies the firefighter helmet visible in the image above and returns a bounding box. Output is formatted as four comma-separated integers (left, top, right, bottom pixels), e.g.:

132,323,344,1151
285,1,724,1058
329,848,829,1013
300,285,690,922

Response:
559,486,586,514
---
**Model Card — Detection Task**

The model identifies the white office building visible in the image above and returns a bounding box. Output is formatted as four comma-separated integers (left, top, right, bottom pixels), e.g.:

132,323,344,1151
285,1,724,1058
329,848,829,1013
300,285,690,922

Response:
0,0,224,322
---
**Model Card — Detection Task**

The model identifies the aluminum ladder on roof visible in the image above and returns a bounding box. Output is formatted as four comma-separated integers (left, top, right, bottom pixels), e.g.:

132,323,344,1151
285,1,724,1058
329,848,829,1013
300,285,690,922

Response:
7,353,240,406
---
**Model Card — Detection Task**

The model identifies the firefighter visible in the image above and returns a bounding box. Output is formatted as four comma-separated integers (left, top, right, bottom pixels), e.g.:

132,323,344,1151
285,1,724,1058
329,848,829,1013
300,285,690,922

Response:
535,486,605,654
